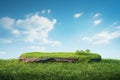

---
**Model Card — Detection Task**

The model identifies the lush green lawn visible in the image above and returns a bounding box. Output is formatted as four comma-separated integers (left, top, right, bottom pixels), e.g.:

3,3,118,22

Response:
21,52,78,58
0,59,120,80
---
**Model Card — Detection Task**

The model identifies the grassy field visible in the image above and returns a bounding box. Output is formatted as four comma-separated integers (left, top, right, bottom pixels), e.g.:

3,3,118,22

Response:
0,59,120,80
0,51,120,80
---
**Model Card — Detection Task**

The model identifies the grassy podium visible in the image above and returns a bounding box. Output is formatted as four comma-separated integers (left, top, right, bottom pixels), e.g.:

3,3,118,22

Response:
19,50,101,63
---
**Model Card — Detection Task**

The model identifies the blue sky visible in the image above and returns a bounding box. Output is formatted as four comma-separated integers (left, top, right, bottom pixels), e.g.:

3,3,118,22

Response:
0,0,120,59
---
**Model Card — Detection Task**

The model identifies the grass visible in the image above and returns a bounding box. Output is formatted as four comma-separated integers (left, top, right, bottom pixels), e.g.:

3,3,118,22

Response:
20,51,101,63
0,51,119,80
0,59,120,80
21,52,79,58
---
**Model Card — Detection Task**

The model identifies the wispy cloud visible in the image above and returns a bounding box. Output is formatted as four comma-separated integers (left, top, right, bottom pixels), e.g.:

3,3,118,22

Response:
41,9,51,14
82,30,120,45
94,13,101,17
94,19,102,25
74,13,83,18
92,13,102,26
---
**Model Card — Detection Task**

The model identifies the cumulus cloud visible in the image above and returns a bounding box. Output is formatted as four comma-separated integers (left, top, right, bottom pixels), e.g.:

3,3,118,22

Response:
0,13,61,47
94,19,102,25
74,13,83,18
82,30,120,45
16,14,57,44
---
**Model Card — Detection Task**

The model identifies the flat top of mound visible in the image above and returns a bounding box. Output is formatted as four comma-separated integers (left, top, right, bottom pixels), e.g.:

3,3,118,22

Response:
20,52,101,59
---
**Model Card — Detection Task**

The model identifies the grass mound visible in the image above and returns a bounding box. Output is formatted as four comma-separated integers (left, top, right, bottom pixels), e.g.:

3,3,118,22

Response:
20,50,101,63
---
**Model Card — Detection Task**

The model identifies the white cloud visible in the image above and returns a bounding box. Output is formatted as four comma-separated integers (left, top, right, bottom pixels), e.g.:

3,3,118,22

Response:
94,19,102,25
0,17,15,29
48,9,51,14
0,51,6,55
74,13,83,18
82,30,120,45
94,13,101,17
16,14,57,44
93,13,102,26
0,13,61,47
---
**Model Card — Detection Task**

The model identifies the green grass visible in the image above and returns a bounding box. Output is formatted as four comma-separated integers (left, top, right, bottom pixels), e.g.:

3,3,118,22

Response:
20,52,101,63
0,59,120,80
21,52,78,58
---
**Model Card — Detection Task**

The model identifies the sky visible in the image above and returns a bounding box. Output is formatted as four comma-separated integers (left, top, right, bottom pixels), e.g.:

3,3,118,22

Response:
0,0,120,59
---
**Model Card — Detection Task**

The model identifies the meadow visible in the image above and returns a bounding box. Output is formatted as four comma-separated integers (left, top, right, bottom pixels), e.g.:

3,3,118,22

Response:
0,59,120,80
0,50,120,80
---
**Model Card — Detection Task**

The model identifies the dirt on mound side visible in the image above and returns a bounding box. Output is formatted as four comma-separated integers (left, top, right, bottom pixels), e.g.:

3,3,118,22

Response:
19,57,78,63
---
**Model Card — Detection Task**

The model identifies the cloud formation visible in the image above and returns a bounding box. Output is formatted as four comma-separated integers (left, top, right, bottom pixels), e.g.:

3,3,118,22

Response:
92,13,102,26
94,19,102,25
74,13,83,18
82,30,120,44
0,13,61,47
94,13,101,17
